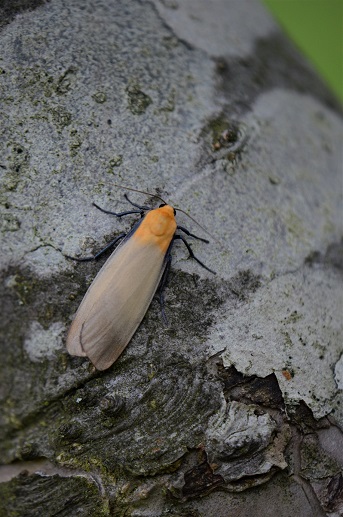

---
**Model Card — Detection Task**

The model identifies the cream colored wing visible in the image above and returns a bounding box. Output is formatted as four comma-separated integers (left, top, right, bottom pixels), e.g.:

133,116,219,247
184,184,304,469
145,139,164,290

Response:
67,236,166,370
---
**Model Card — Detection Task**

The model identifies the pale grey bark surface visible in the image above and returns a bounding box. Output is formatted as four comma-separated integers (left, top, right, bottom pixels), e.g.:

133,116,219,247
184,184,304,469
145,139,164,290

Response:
0,1,342,516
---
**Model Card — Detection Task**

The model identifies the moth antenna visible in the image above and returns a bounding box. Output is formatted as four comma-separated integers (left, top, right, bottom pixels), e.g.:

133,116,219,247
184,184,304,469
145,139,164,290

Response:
113,183,167,205
113,183,224,247
175,207,224,247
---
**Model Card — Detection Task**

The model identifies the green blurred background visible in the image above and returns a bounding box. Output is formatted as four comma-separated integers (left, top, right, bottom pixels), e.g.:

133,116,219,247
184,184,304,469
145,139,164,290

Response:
263,0,342,103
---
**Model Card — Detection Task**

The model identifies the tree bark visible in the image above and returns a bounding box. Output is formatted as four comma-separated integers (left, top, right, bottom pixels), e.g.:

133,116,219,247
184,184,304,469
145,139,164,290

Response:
0,0,342,515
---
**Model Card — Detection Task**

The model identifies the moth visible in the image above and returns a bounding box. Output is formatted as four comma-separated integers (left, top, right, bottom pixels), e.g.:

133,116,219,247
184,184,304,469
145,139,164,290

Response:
67,188,215,370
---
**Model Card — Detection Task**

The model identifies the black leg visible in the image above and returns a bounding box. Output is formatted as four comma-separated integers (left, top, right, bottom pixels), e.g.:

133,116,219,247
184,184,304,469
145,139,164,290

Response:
157,253,173,325
92,193,150,217
93,203,142,218
65,233,126,262
124,193,150,211
174,235,216,274
177,225,209,243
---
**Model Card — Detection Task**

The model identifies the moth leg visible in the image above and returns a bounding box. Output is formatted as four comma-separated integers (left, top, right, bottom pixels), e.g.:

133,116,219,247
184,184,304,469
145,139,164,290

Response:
174,234,216,274
177,225,209,243
65,232,126,262
123,193,150,211
157,253,173,326
93,203,142,218
93,193,150,218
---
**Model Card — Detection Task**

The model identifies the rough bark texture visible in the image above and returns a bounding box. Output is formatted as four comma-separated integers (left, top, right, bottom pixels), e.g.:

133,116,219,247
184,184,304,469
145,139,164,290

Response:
0,0,342,516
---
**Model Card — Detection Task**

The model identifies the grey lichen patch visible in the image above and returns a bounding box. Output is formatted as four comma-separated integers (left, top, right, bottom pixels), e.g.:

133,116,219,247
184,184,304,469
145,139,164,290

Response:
69,129,83,157
210,261,343,423
107,155,123,172
24,320,65,362
18,65,55,99
195,90,342,280
285,210,311,245
152,0,276,59
282,310,303,325
50,106,72,130
126,85,152,115
1,213,21,232
227,269,261,300
0,65,58,112
92,92,107,104
2,144,31,192
56,67,77,95
24,245,68,277
159,87,176,113
2,64,77,106
0,472,109,517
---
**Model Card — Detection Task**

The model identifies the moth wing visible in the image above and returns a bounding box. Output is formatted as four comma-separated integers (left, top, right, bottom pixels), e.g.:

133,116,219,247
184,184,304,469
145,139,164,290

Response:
67,236,166,370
